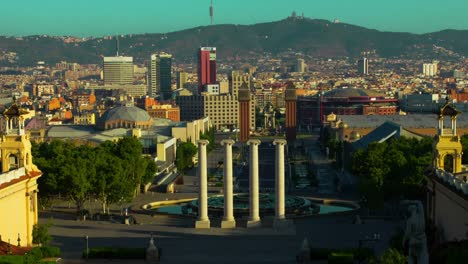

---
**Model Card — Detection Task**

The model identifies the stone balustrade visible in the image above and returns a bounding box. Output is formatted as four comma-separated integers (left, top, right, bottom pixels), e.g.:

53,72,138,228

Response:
435,168,468,195
0,168,26,186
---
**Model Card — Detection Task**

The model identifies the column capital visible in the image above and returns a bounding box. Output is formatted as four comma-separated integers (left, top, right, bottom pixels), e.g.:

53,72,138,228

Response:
247,139,261,146
197,139,210,146
221,139,235,146
273,139,287,146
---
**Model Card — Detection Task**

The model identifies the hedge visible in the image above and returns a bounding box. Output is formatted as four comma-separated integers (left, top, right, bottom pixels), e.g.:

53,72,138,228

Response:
84,247,146,259
310,247,374,261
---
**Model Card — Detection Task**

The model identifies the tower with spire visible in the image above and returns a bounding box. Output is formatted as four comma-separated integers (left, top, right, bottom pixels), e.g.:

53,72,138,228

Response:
285,82,297,142
238,82,251,142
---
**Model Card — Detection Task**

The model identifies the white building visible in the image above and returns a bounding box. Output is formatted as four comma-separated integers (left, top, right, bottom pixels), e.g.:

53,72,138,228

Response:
103,56,134,85
422,63,437,77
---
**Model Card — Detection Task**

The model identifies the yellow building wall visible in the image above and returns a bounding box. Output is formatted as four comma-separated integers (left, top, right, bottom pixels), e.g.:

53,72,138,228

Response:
0,177,39,246
157,143,166,162
433,135,463,173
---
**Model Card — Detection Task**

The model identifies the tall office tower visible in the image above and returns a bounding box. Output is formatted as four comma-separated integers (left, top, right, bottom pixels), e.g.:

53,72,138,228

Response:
178,71,189,88
148,53,172,100
238,83,251,142
296,58,305,73
198,47,217,93
103,56,134,85
357,58,369,75
285,82,297,142
231,71,250,96
422,63,437,77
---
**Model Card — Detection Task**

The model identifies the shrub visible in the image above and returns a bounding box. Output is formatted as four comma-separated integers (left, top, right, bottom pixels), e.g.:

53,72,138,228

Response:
39,246,61,258
32,224,52,246
380,248,406,264
84,247,146,259
24,247,43,264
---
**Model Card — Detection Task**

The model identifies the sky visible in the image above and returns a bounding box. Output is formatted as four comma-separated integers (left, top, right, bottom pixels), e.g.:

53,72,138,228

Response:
1,0,467,37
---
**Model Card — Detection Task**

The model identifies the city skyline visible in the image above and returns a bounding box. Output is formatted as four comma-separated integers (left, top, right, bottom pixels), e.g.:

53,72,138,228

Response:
0,0,467,37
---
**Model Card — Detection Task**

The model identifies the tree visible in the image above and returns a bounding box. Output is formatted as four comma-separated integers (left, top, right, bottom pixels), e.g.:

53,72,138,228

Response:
114,137,146,196
93,145,128,213
350,137,432,208
200,128,215,152
32,223,52,246
176,142,197,172
33,137,152,214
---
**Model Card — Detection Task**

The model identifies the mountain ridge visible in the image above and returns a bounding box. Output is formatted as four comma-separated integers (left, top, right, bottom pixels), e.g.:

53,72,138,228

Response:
0,18,467,66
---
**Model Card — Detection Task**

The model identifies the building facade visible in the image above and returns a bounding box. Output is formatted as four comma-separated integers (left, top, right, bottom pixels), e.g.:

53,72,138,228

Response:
176,93,255,131
357,58,369,75
146,104,180,122
103,56,134,85
148,53,172,100
198,47,216,93
0,104,42,246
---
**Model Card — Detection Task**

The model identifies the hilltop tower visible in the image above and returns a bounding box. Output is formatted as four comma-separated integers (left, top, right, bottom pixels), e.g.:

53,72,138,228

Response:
433,101,462,173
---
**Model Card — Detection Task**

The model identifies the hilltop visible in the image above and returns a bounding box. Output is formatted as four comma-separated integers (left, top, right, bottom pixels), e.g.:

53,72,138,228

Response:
0,18,467,66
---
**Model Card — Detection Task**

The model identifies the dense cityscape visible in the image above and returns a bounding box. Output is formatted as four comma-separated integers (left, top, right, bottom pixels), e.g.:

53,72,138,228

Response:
0,4,467,264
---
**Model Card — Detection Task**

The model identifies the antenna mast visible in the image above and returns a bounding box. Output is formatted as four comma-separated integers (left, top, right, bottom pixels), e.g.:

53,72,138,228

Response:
209,0,214,25
116,35,120,56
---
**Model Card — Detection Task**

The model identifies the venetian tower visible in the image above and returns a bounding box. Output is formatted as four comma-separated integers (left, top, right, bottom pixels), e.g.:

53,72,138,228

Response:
433,101,462,173
285,82,297,142
238,82,251,142
0,103,42,246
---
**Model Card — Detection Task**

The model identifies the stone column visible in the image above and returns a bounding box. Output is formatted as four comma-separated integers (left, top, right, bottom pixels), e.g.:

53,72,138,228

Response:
247,139,261,227
221,139,236,228
195,139,210,228
273,139,287,220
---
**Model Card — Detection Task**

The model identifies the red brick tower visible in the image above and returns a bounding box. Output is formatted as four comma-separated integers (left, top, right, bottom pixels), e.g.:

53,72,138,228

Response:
238,82,250,142
285,82,297,142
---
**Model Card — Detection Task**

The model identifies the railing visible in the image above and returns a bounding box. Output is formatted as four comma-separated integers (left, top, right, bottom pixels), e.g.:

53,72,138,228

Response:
0,167,26,186
435,168,468,195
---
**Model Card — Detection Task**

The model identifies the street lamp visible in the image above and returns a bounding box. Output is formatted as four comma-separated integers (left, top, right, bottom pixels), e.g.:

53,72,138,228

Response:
84,235,89,259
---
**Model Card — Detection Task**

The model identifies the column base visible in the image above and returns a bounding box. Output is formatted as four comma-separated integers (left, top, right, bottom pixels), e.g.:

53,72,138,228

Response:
221,219,236,229
246,218,261,228
195,219,210,229
273,218,293,230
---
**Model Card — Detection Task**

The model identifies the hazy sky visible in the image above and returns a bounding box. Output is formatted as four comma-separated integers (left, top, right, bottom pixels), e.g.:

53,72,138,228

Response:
1,0,467,36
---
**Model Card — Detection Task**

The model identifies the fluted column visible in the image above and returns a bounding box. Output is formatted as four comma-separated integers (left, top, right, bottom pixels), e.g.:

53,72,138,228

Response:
247,139,261,227
195,139,210,228
221,139,236,228
273,139,287,220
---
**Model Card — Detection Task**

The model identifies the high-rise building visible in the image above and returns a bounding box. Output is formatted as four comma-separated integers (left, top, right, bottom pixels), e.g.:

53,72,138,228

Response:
198,47,217,93
231,71,250,96
357,58,369,75
149,53,172,100
296,58,305,73
178,71,189,88
103,56,134,85
423,63,437,77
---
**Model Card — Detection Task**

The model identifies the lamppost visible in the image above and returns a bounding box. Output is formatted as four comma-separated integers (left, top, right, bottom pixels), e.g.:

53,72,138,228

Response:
84,235,89,259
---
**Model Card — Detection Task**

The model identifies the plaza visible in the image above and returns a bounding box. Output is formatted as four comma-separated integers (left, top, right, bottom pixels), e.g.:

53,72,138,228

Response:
38,134,399,263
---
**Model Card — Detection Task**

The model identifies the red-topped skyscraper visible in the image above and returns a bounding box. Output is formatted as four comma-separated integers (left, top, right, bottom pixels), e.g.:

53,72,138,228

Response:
198,47,217,93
